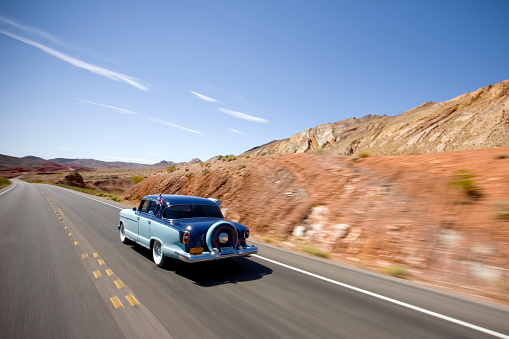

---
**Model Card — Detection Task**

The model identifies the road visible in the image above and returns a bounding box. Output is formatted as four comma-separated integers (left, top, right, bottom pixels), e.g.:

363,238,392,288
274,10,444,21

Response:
1,179,509,338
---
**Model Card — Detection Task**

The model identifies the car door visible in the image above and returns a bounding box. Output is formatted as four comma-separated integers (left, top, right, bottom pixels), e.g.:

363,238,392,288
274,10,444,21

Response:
124,199,147,240
138,200,161,248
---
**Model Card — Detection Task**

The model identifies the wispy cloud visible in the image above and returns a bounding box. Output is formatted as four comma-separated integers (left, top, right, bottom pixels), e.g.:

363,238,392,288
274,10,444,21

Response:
0,30,151,91
218,108,268,123
149,117,203,136
0,16,62,45
58,146,88,152
190,91,221,103
228,128,254,136
77,99,139,115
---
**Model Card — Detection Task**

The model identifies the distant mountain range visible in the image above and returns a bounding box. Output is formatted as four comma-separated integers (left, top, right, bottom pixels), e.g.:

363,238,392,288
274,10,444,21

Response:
242,79,509,157
2,79,508,173
0,154,200,173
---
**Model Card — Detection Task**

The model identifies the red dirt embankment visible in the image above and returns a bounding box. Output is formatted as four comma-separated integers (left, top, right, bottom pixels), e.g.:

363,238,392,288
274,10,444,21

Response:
123,148,509,302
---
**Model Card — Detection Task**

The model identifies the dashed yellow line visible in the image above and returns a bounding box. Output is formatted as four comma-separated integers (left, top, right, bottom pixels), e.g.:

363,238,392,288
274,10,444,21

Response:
98,259,105,266
93,270,102,278
68,233,72,236
81,253,89,259
93,253,99,258
110,296,123,309
74,241,79,246
114,280,124,289
125,294,139,307
105,269,114,276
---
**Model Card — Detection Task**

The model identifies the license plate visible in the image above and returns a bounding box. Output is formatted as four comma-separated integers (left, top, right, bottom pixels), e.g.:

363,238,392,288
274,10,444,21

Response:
220,247,234,255
189,247,203,255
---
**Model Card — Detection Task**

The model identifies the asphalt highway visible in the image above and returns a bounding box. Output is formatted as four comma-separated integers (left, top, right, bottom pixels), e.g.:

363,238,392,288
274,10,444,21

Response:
1,179,509,338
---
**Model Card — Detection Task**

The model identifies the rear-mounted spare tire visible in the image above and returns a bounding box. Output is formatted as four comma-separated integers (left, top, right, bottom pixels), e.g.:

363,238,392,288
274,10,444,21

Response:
206,222,239,251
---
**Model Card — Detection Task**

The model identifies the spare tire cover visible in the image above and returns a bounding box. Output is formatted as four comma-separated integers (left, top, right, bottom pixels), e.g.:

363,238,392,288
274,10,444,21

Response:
206,222,239,250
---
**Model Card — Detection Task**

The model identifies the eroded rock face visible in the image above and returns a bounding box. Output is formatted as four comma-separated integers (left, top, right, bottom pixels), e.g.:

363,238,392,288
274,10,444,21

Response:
57,171,86,188
242,79,509,157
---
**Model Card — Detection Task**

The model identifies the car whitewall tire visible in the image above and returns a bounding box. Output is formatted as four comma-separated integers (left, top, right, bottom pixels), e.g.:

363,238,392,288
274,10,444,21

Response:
153,240,165,268
120,223,129,244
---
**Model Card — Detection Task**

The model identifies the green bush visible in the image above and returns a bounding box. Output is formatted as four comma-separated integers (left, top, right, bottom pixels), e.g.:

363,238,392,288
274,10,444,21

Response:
300,245,330,259
494,200,509,221
166,166,177,173
0,177,11,189
384,264,409,278
131,175,144,184
449,169,481,198
358,151,370,158
220,154,237,162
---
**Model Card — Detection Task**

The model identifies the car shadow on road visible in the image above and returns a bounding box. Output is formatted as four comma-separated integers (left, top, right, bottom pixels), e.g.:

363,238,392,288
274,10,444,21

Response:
131,245,272,287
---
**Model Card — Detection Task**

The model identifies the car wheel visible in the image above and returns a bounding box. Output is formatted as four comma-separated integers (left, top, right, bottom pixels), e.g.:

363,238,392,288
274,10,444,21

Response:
152,240,165,267
120,223,129,244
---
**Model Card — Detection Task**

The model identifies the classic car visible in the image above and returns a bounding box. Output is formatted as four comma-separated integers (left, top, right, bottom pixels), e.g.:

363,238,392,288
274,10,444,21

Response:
118,194,258,267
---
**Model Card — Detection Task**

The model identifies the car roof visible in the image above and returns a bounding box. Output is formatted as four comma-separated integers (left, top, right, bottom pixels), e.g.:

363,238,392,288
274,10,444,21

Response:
143,194,218,206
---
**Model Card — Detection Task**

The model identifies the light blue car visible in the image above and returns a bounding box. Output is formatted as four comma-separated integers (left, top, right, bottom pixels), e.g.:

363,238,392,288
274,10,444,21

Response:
118,194,258,267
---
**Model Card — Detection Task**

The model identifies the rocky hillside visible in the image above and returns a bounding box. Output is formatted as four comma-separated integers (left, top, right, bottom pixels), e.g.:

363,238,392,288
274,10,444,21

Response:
122,148,509,302
243,79,509,157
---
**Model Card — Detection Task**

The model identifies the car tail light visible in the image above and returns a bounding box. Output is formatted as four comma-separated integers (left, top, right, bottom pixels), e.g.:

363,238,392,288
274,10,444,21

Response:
244,229,250,239
183,231,190,244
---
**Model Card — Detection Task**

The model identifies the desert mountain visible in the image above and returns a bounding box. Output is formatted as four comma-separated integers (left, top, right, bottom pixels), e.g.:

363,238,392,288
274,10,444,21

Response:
243,79,509,157
0,154,90,172
0,155,202,174
49,157,201,169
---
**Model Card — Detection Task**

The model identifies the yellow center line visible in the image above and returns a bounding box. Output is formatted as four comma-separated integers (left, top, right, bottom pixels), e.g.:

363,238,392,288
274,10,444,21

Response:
93,253,99,258
114,280,124,289
74,241,79,246
81,253,89,259
98,259,105,266
68,233,72,236
125,294,139,307
105,269,114,276
93,270,102,278
110,296,123,309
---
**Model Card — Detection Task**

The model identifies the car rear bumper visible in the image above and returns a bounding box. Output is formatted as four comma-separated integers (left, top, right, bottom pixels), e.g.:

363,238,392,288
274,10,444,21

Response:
175,245,258,263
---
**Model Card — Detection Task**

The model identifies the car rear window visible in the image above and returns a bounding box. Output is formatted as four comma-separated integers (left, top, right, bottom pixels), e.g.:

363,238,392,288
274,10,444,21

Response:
162,204,223,219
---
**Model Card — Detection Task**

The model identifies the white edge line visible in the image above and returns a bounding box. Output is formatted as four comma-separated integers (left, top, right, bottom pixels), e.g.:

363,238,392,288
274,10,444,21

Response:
0,183,18,196
252,254,509,339
46,184,509,339
51,185,123,210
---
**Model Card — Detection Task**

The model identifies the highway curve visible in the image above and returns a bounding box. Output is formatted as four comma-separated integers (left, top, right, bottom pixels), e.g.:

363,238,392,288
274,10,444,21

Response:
1,179,509,339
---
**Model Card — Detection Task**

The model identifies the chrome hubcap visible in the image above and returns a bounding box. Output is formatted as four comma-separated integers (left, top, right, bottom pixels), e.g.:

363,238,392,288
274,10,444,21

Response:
218,232,229,244
154,243,161,258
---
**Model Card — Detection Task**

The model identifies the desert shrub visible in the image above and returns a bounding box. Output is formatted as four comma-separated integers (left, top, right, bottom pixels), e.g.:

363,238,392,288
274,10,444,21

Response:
449,169,481,199
315,148,325,154
300,245,330,259
202,168,210,175
237,163,246,170
166,166,177,173
384,264,409,278
245,154,250,159
220,154,237,162
494,200,509,221
200,162,211,168
358,151,370,158
131,175,144,184
0,177,11,189
494,153,508,159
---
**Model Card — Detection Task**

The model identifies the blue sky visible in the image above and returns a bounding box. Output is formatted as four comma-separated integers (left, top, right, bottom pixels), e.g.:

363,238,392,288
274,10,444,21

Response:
1,0,508,164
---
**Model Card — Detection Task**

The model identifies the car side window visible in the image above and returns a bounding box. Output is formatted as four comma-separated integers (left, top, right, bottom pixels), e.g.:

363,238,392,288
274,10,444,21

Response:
147,201,161,216
139,199,149,213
